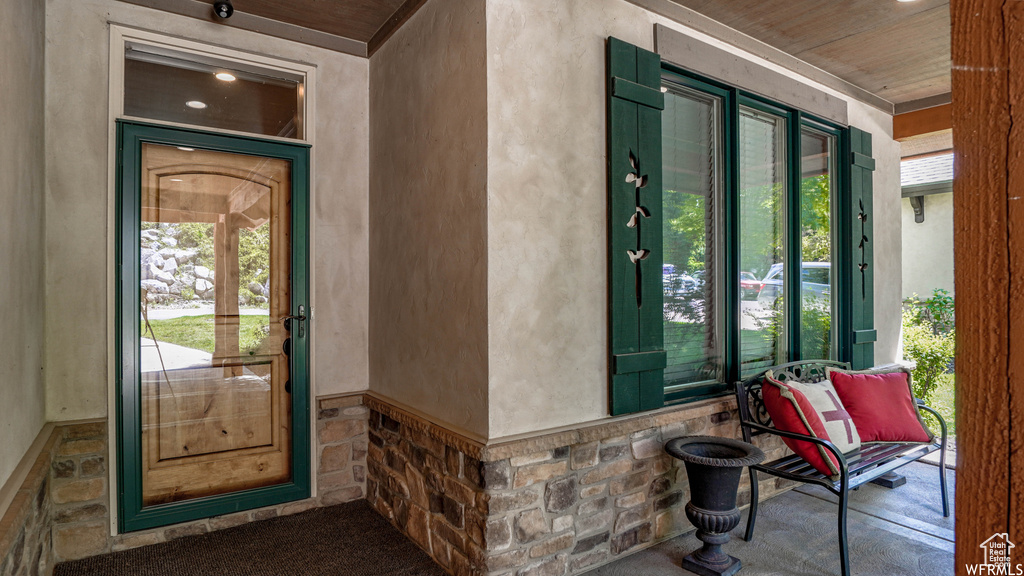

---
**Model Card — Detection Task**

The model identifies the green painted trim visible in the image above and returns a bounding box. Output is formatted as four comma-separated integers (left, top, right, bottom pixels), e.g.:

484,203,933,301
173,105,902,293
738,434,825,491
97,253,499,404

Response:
852,152,876,170
664,385,732,406
608,37,642,415
785,109,803,361
612,77,666,110
735,96,790,119
847,127,875,369
614,351,668,374
636,45,666,412
608,37,666,415
833,128,848,364
722,88,741,387
853,329,878,344
836,129,852,363
116,120,311,532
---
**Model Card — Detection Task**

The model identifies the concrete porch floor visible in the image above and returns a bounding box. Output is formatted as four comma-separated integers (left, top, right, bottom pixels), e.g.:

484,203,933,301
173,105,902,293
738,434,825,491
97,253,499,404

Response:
589,461,954,576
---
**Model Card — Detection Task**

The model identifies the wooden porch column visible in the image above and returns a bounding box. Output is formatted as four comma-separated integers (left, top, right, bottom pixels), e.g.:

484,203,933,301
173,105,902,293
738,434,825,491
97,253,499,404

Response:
213,217,241,360
952,0,1023,570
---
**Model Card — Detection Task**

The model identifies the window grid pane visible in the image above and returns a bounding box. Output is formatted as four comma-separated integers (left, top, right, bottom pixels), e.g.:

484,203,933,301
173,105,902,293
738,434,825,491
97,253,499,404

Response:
800,128,837,360
661,85,723,390
739,106,787,376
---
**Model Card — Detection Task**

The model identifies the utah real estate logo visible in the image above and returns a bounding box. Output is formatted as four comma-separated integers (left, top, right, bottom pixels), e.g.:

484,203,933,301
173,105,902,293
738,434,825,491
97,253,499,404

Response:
968,534,1022,575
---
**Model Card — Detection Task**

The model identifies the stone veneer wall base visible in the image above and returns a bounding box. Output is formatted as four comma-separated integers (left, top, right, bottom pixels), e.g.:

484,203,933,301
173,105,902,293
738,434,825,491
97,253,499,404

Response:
0,393,370,575
365,395,794,576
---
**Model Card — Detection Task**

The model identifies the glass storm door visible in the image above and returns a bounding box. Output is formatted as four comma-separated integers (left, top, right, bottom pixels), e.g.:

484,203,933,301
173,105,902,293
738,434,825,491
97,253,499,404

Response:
118,122,310,531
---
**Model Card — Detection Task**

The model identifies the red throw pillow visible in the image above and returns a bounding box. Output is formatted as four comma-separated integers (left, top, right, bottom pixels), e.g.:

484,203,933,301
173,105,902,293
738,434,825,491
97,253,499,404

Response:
826,368,932,443
761,374,842,478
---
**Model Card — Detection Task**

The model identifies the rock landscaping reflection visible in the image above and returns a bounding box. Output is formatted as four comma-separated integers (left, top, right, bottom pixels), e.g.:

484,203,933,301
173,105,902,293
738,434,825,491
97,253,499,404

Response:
140,222,271,307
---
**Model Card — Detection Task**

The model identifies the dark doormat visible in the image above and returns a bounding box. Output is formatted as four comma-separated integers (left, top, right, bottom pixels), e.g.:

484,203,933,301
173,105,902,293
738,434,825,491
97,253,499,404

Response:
55,500,447,576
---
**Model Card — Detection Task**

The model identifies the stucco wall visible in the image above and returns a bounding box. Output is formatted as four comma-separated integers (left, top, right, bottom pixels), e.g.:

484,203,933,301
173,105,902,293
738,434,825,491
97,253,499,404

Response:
485,0,902,438
0,0,47,488
902,193,955,298
43,0,370,421
368,0,490,438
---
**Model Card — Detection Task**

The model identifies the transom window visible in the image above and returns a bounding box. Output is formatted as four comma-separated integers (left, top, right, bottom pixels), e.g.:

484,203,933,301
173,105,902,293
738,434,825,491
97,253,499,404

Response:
120,39,307,140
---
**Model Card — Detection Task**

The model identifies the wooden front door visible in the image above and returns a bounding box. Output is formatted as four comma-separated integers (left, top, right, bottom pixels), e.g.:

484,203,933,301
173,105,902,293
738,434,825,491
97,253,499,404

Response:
118,122,310,531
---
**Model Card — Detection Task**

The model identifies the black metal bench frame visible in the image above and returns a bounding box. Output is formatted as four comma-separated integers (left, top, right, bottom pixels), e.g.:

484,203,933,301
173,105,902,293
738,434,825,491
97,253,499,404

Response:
735,360,949,576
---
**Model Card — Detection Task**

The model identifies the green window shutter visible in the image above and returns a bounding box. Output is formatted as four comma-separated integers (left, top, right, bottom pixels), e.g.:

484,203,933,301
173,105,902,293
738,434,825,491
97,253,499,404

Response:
847,127,876,369
608,37,665,415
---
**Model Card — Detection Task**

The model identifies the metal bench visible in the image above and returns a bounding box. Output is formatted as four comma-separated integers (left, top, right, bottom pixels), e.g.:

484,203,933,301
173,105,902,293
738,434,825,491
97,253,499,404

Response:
735,360,950,576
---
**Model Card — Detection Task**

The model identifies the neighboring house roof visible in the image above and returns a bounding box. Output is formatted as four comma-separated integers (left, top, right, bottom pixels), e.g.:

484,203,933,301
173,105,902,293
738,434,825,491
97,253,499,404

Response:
901,153,953,186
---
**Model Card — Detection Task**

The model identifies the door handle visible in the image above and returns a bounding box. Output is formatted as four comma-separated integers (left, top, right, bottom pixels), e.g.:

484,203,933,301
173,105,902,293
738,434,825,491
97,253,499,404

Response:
283,305,307,338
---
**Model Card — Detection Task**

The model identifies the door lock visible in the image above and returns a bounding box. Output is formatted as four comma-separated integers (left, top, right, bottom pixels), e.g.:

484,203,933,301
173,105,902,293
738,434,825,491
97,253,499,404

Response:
283,305,307,338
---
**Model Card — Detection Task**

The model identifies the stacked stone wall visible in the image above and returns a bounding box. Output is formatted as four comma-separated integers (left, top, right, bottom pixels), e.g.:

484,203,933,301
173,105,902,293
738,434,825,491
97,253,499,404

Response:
365,401,485,576
0,428,57,576
0,393,370,572
365,396,792,576
49,422,110,562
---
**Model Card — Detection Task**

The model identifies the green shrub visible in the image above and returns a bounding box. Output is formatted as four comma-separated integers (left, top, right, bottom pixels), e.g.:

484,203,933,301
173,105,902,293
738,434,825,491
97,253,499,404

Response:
924,288,955,333
800,298,832,360
903,288,954,335
902,309,955,405
239,224,270,296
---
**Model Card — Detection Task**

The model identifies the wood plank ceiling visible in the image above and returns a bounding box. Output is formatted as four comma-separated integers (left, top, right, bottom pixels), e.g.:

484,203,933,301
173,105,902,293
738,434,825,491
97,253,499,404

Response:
231,0,427,52
118,0,429,57
667,0,951,109
121,0,950,111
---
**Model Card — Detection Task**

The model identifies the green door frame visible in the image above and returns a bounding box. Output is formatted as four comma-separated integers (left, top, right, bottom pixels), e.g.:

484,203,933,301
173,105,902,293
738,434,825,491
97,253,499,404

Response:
116,120,312,532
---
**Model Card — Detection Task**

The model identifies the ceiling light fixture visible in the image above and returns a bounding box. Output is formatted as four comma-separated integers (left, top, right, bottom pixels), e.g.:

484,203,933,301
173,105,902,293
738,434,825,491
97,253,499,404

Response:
185,100,207,109
215,72,236,82
213,0,233,18
177,147,195,152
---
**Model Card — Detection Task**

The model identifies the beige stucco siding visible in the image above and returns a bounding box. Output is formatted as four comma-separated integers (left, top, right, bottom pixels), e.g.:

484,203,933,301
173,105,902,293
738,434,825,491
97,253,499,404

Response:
368,0,490,438
485,0,902,438
0,0,47,488
902,192,954,298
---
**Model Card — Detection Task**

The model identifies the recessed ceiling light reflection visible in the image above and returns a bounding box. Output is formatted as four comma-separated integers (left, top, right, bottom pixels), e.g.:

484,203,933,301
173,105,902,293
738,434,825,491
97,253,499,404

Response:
215,72,237,82
185,100,207,109
169,178,183,182
177,147,195,152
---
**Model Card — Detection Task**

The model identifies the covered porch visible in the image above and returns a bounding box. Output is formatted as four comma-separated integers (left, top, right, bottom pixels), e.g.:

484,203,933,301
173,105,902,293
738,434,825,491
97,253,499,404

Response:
6,0,1019,575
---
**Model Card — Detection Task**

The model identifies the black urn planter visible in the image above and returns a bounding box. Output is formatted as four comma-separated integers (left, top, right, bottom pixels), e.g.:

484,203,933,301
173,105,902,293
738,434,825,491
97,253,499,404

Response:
665,436,765,576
